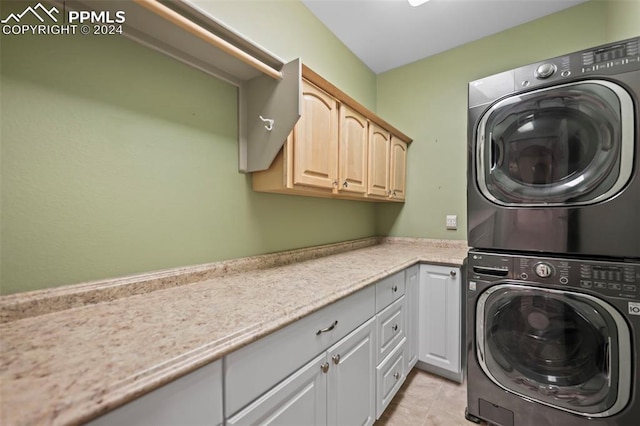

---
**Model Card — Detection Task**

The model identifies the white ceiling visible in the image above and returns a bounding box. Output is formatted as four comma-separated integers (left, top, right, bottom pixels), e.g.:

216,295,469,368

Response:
302,0,589,74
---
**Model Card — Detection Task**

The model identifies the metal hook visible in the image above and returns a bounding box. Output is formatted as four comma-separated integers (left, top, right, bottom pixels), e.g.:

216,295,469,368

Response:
259,115,274,131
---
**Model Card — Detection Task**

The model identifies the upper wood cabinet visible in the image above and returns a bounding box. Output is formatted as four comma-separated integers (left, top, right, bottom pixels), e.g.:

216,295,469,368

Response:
339,105,369,195
367,124,391,199
389,137,408,201
292,81,339,190
252,65,411,202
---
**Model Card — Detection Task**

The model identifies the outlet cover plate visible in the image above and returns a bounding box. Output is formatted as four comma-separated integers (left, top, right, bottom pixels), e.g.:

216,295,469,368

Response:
446,215,457,230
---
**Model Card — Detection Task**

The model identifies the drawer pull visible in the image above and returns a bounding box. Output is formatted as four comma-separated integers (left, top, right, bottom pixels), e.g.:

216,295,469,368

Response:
450,270,457,277
332,354,341,365
392,324,398,332
316,320,338,335
321,363,330,373
393,372,400,380
392,285,398,292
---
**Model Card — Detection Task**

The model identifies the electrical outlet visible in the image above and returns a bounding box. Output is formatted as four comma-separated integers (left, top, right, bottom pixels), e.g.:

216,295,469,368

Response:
446,215,457,230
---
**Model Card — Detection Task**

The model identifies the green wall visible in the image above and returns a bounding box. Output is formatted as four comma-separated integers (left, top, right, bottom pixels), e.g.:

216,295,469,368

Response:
0,1,377,294
375,0,640,240
2,0,639,294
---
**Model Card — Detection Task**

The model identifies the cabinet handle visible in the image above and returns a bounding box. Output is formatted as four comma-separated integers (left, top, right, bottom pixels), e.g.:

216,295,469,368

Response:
332,180,338,187
392,285,398,293
392,190,397,197
342,181,348,188
450,270,457,277
393,372,400,380
332,354,341,365
392,324,398,332
321,362,330,373
316,320,338,335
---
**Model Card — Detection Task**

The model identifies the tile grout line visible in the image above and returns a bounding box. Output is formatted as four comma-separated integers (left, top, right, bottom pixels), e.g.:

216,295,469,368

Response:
420,381,444,426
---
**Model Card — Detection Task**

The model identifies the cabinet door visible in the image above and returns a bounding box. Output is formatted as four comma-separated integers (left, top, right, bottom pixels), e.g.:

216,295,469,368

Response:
327,317,376,426
418,265,461,375
88,360,223,426
227,354,327,426
404,265,419,371
292,80,339,190
389,137,407,201
338,105,368,194
367,123,391,197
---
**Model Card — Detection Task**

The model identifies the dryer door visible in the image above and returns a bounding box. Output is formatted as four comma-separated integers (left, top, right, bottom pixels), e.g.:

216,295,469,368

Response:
476,80,634,206
476,284,632,417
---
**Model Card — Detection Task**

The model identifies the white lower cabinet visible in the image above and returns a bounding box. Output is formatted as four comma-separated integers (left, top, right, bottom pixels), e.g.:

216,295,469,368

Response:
376,295,405,363
88,360,223,426
327,317,376,426
404,265,419,371
88,263,464,426
374,272,408,419
417,264,463,383
227,353,328,426
228,317,376,426
376,337,406,418
225,286,376,417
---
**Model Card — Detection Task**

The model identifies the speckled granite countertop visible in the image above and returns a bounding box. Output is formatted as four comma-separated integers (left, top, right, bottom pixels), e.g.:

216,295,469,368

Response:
0,237,467,426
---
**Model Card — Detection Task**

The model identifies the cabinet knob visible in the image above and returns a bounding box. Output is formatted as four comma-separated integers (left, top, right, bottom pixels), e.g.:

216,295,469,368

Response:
392,285,398,293
332,354,341,365
392,190,397,197
392,324,398,332
393,372,400,380
342,181,349,188
450,270,457,277
321,363,330,373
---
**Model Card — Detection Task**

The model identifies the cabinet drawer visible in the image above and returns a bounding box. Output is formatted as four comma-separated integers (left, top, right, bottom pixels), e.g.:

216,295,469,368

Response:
376,338,406,419
376,295,406,364
375,270,405,312
225,285,376,416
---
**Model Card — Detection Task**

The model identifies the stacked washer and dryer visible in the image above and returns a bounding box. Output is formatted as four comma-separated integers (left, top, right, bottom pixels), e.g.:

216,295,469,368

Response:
465,38,640,426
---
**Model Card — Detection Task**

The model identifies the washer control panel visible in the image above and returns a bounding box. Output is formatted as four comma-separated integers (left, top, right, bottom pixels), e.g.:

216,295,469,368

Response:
469,250,640,300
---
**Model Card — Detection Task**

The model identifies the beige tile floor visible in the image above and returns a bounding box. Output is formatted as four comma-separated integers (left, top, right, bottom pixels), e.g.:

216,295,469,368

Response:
375,368,481,426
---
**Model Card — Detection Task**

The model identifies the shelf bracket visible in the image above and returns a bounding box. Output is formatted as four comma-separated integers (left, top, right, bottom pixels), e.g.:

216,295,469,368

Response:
239,59,301,173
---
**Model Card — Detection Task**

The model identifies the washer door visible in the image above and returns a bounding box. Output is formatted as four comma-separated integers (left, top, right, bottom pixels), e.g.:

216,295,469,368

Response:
476,80,634,206
476,284,632,417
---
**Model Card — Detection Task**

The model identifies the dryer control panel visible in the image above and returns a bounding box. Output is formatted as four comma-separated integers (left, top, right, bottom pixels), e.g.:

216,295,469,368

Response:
468,250,640,300
514,37,639,89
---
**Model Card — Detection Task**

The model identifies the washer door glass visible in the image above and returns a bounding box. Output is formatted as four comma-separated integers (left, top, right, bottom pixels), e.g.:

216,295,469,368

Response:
476,284,631,417
476,80,634,206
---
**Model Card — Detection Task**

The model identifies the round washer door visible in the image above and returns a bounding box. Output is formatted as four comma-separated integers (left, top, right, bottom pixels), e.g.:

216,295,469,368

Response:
476,284,632,417
475,80,634,206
